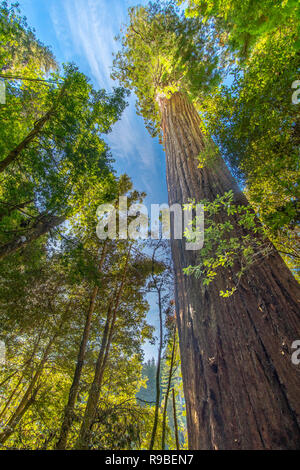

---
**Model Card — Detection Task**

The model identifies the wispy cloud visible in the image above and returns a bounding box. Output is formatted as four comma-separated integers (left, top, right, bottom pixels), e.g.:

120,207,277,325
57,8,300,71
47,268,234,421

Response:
50,0,125,88
107,94,160,198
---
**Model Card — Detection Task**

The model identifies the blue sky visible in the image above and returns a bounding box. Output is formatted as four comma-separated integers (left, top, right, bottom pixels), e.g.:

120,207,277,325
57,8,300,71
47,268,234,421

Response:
15,0,168,360
16,0,168,205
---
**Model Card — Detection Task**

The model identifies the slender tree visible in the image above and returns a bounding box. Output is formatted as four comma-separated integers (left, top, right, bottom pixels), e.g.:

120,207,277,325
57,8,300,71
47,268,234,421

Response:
75,244,132,449
183,0,300,57
113,2,300,449
161,326,176,450
172,388,180,450
55,242,108,450
0,296,73,444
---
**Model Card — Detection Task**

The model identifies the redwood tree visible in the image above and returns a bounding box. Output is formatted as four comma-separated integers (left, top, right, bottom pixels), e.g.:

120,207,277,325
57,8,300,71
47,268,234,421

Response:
113,2,300,449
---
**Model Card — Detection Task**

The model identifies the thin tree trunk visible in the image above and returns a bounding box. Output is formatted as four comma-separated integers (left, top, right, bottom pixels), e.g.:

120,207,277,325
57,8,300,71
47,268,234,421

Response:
172,388,180,451
0,322,44,419
161,327,176,450
158,91,300,450
149,288,163,450
0,323,45,420
0,375,24,422
0,200,34,222
55,242,108,450
0,343,52,444
75,246,131,450
0,83,66,173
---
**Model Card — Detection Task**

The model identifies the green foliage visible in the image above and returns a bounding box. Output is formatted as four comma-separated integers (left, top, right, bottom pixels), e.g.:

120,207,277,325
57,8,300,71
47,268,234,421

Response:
160,328,186,449
0,1,56,75
184,191,273,296
0,1,129,261
0,14,128,257
0,214,157,449
0,3,168,451
137,358,159,404
184,0,300,57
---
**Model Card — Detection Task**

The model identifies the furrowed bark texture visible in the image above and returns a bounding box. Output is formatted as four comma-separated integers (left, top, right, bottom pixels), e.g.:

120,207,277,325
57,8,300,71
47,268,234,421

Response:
158,91,300,450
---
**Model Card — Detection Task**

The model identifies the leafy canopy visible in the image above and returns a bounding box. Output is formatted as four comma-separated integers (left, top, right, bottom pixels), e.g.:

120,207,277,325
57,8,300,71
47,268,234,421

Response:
0,0,56,76
198,12,300,271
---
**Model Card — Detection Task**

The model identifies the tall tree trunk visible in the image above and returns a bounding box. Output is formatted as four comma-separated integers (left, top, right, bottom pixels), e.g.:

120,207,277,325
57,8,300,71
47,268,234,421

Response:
172,388,180,451
55,242,108,450
0,83,66,173
149,288,163,450
161,327,176,450
158,91,300,450
76,246,131,450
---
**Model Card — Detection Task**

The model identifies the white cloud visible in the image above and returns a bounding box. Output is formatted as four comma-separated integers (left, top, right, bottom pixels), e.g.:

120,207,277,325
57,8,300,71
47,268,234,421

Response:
107,95,156,168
